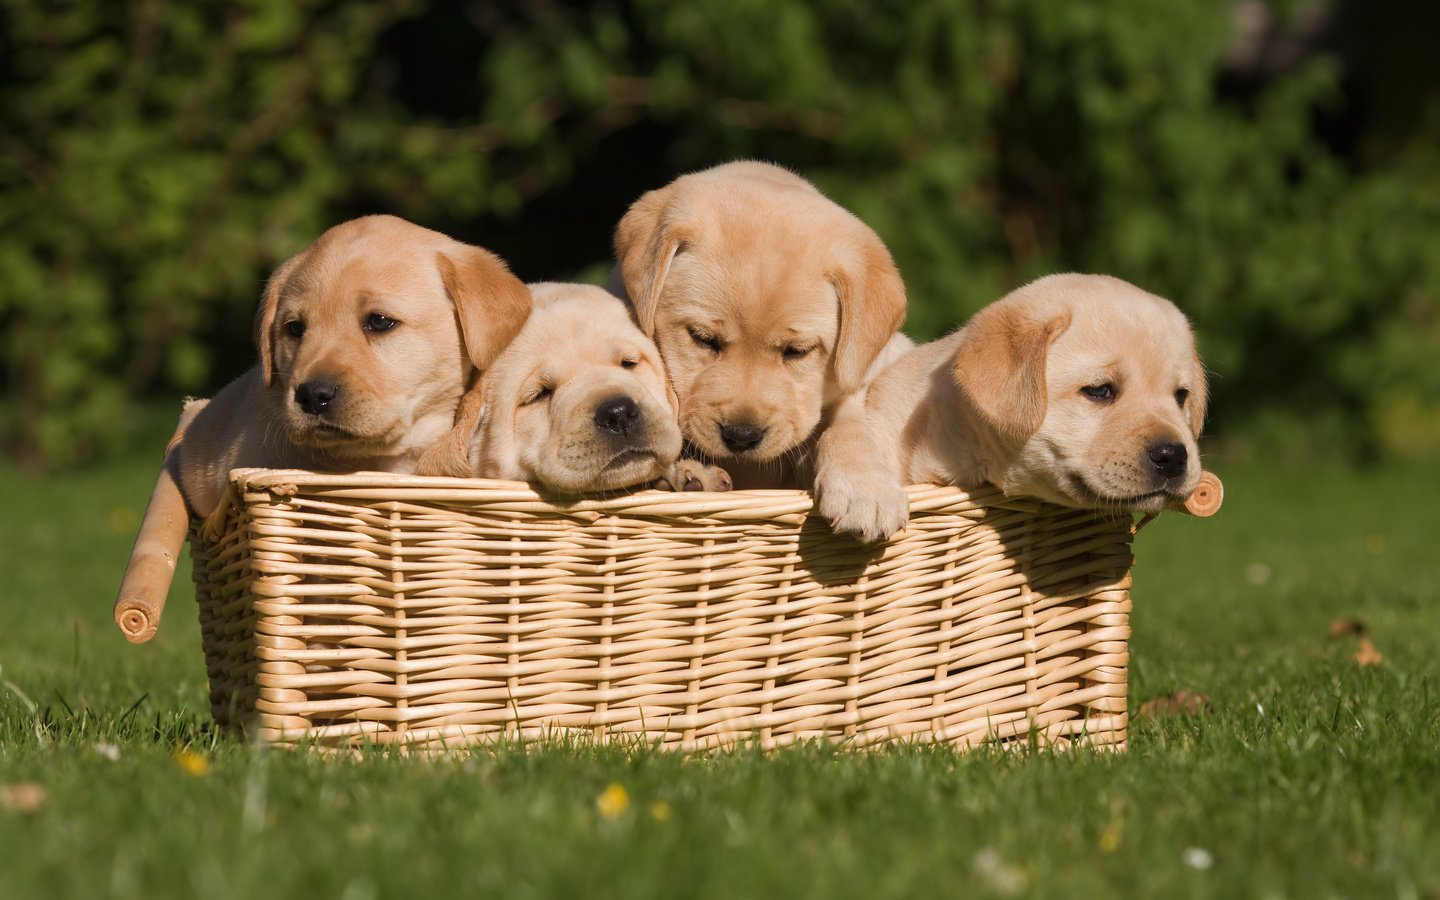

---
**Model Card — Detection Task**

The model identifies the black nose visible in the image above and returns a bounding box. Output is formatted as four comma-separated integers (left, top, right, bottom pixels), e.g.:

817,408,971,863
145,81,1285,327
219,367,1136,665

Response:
295,380,339,415
594,396,641,436
1147,441,1188,479
720,421,767,453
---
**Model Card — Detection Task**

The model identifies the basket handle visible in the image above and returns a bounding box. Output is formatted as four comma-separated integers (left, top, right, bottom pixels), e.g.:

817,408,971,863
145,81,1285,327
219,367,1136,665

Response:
1167,470,1223,517
113,399,207,644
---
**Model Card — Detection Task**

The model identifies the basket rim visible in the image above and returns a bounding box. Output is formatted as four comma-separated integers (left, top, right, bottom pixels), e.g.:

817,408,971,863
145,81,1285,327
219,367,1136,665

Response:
220,467,1034,517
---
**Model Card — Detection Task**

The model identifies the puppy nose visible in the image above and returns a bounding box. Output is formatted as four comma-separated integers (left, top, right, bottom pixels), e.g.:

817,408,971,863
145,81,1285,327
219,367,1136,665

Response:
594,396,642,435
1147,441,1188,479
295,380,339,415
720,421,767,452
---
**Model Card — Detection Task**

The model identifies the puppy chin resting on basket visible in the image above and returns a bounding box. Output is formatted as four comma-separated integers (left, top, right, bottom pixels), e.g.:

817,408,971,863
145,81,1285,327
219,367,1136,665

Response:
426,282,693,494
815,273,1213,543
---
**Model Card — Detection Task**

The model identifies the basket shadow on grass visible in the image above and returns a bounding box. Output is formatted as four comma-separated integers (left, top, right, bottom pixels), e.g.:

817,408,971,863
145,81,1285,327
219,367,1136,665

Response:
187,473,1140,757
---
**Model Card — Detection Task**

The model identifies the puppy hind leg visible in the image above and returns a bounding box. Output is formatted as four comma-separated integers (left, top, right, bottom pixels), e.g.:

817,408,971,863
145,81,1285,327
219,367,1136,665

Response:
114,398,212,643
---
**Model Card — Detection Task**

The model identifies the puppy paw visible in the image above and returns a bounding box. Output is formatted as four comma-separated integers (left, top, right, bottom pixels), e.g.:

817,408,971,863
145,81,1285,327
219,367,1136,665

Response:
814,468,910,543
655,459,733,492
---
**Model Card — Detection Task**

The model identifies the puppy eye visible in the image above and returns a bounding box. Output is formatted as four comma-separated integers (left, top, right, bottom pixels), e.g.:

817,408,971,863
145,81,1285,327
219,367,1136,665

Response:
782,345,812,361
1175,388,1190,408
364,313,398,333
285,321,305,338
688,327,721,353
620,358,639,370
1081,383,1117,403
523,386,553,406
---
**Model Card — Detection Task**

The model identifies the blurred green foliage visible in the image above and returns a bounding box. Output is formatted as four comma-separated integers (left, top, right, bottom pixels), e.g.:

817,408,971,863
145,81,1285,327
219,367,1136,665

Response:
2,0,1437,468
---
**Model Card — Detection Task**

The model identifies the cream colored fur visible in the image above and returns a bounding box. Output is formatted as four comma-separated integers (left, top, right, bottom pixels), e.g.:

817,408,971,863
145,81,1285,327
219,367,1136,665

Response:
471,282,683,493
816,274,1208,542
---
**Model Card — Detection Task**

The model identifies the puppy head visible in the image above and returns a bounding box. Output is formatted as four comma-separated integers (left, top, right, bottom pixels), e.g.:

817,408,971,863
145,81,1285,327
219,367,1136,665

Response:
255,215,531,462
477,283,681,493
613,161,905,464
953,274,1206,513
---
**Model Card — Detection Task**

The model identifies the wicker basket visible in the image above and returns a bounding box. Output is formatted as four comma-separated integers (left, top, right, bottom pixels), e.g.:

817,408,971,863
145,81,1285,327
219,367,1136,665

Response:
166,467,1219,753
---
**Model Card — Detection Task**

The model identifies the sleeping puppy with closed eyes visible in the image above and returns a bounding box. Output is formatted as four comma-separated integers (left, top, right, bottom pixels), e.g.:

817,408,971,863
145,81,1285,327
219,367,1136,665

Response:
611,160,910,490
432,282,686,493
815,274,1208,542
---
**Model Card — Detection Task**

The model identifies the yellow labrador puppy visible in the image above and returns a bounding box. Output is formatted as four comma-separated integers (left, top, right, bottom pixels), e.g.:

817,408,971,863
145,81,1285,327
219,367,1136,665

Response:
459,282,684,493
175,215,531,517
816,274,1208,542
611,160,909,489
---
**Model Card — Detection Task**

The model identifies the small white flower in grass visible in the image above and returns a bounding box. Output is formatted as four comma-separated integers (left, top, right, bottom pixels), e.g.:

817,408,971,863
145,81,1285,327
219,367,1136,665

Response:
1182,847,1214,870
1245,563,1271,586
972,847,1027,896
95,743,120,762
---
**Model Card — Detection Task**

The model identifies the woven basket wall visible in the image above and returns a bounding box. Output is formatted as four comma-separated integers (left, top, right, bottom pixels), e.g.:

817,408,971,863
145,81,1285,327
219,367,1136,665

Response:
189,469,1136,753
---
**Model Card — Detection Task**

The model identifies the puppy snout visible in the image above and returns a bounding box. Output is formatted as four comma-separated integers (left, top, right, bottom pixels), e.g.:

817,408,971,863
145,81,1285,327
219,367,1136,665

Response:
720,421,767,453
594,396,642,436
1146,441,1188,479
295,379,339,416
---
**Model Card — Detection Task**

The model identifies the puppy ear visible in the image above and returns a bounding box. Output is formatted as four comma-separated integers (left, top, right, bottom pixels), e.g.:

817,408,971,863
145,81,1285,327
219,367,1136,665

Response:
415,374,486,479
437,248,532,372
659,360,681,416
473,370,521,481
254,247,311,388
952,303,1071,444
613,185,683,336
830,234,907,393
1185,349,1209,438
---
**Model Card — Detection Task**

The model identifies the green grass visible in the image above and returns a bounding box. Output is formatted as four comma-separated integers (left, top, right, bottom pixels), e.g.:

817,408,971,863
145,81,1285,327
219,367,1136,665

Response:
2,430,1437,900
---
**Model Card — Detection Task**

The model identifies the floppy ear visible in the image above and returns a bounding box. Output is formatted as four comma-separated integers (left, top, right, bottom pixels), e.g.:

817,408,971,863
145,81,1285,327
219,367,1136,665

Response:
830,233,908,393
1185,349,1209,438
613,184,683,337
473,370,523,481
952,302,1071,444
655,355,680,416
415,374,487,479
254,247,312,387
437,248,532,372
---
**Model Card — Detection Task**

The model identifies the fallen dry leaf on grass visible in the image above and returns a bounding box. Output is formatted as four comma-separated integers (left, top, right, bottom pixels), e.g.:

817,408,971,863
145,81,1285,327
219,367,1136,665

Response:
1353,638,1384,667
1,782,47,813
1328,617,1369,638
1137,690,1213,717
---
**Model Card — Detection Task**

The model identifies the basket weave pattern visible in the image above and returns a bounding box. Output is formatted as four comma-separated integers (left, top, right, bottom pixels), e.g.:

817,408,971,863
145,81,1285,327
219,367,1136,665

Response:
190,469,1135,752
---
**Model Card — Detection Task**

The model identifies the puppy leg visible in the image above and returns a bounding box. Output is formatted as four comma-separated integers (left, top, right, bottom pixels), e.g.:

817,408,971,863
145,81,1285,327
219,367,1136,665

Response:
813,394,909,543
114,398,211,643
656,458,733,492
